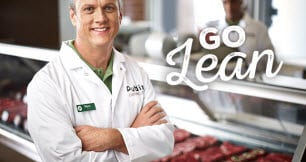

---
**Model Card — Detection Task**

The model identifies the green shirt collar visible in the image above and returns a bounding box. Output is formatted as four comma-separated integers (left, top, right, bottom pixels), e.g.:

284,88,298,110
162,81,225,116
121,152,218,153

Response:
68,40,113,92
226,19,240,26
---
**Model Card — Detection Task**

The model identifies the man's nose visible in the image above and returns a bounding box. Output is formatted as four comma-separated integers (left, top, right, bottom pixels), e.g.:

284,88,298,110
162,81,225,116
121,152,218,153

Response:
227,3,235,11
94,8,109,23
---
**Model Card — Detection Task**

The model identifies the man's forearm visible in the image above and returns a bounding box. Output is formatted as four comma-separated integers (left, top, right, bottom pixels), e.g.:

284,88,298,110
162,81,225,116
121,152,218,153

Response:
75,126,128,154
109,129,128,154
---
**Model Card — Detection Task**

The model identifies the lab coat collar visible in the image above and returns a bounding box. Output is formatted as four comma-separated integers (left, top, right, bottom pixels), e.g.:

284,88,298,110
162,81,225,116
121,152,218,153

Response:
60,41,86,70
113,48,127,73
59,41,127,89
112,49,126,109
59,41,126,71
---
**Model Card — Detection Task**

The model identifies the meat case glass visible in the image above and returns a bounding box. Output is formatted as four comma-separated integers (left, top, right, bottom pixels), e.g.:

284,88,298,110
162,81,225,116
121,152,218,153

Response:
0,54,46,133
0,44,48,161
1,43,306,162
151,82,306,162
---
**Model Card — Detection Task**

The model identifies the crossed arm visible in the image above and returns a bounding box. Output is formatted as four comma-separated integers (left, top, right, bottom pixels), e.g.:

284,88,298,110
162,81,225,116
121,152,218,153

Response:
74,100,168,154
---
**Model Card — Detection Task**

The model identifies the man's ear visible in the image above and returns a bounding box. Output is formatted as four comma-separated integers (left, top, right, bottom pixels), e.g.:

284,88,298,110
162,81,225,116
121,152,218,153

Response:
69,8,77,26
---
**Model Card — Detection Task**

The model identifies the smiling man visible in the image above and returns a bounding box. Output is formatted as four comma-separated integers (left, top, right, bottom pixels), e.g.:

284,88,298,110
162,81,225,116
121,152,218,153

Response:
27,0,174,161
199,0,275,73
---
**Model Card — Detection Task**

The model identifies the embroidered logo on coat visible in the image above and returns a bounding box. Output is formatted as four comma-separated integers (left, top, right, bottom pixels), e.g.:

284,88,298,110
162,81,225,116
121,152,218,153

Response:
126,84,145,96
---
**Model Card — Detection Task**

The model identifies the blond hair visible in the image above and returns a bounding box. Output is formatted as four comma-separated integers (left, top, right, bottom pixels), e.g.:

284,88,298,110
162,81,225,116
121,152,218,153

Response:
69,0,122,10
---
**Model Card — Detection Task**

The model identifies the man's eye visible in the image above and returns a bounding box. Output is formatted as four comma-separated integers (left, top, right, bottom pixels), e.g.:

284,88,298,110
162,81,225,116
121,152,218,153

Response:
84,7,94,13
104,6,115,13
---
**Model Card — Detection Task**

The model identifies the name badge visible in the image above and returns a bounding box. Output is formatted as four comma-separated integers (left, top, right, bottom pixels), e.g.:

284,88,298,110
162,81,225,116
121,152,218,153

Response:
76,103,96,112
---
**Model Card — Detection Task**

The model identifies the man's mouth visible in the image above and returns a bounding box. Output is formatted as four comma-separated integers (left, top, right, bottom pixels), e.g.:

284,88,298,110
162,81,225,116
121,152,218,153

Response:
92,27,109,32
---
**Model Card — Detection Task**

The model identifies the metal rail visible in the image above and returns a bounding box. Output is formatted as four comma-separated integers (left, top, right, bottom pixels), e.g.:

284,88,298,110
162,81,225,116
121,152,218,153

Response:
0,124,40,161
1,42,306,105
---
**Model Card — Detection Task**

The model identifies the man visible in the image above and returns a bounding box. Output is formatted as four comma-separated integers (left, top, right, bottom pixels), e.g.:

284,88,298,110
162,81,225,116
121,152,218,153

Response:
202,0,275,72
27,0,174,161
198,0,277,115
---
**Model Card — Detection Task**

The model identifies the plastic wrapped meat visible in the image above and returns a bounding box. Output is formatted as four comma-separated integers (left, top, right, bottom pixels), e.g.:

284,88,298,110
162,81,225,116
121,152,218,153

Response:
256,153,292,162
174,128,191,143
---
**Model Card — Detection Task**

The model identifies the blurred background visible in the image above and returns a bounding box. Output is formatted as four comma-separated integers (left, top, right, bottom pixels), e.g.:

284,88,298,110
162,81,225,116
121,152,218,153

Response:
1,0,305,62
0,0,306,162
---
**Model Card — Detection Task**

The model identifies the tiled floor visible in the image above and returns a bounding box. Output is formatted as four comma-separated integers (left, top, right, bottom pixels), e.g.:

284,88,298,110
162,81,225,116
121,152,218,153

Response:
0,144,34,162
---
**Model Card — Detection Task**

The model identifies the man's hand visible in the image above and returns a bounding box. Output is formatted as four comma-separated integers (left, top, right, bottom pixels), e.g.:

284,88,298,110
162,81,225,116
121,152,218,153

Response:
75,126,128,154
131,100,168,128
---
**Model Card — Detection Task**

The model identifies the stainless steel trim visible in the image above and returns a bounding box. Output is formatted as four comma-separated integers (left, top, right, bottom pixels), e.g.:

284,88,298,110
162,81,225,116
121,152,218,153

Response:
139,62,306,105
0,127,40,161
293,124,306,162
0,43,58,62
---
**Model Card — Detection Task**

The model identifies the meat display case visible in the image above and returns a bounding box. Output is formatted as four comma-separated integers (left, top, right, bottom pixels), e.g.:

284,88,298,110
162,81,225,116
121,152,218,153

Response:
0,42,305,161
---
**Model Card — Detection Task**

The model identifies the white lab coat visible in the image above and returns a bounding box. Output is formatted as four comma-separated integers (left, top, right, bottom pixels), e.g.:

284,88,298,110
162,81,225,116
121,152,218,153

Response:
27,41,174,162
204,13,275,71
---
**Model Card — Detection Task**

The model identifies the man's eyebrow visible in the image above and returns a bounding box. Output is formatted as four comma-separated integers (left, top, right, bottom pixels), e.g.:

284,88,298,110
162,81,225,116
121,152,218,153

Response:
79,2,118,9
80,3,96,8
101,2,118,7
105,2,117,5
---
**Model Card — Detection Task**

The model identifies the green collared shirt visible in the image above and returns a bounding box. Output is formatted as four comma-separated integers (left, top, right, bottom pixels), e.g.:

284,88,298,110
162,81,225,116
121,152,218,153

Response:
226,18,240,26
68,40,113,93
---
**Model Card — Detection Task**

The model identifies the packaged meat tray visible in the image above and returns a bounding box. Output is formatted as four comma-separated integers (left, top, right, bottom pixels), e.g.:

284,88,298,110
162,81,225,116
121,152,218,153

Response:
153,128,293,162
0,97,28,132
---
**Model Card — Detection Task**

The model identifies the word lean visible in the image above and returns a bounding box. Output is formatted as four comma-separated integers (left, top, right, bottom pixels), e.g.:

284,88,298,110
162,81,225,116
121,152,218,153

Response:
166,25,283,91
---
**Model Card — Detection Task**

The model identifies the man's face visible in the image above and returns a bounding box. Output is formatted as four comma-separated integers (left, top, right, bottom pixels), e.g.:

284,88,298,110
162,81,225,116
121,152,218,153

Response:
70,0,122,48
223,0,243,22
